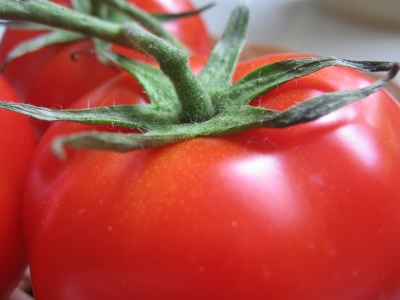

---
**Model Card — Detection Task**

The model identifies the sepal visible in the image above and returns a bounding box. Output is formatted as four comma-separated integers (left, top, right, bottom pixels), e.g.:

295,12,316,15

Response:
151,3,215,22
49,62,398,155
215,57,395,110
198,0,250,98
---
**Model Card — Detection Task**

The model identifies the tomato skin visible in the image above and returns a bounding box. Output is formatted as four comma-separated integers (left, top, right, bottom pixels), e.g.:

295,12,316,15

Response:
24,55,400,299
0,77,36,300
0,0,211,138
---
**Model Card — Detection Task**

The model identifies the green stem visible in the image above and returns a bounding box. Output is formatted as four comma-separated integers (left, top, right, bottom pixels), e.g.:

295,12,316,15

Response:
0,0,213,122
98,0,187,51
0,0,129,47
123,22,214,123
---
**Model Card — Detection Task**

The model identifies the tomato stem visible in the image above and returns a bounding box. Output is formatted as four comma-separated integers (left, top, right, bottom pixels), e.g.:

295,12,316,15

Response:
0,0,129,47
122,23,214,123
0,0,213,122
0,0,188,51
0,0,398,154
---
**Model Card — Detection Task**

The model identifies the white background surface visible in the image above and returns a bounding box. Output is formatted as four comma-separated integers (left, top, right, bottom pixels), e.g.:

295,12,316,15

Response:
191,0,400,86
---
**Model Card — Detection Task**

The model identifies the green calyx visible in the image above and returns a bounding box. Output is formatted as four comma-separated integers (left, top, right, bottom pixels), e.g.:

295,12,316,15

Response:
0,0,214,69
0,0,398,158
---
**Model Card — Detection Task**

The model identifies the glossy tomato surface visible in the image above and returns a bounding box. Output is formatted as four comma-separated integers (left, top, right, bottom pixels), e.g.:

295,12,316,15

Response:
24,54,400,300
0,0,211,138
0,77,36,300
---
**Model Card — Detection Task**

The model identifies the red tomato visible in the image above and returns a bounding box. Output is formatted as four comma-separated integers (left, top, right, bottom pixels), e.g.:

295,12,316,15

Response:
23,54,400,300
0,0,211,138
0,77,36,300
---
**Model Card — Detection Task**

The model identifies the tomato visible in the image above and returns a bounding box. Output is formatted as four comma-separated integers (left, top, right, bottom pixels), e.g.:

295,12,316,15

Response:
23,54,400,299
0,77,36,300
0,0,211,138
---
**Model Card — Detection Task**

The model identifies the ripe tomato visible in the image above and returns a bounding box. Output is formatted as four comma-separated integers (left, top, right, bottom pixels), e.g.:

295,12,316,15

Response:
0,0,211,138
24,54,400,300
0,77,36,300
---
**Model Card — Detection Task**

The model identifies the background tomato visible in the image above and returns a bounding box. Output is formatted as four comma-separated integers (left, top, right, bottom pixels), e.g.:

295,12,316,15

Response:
0,77,36,300
0,0,211,138
23,54,400,299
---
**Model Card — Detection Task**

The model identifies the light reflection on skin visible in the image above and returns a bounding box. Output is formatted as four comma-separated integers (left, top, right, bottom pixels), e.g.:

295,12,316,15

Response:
223,101,378,229
305,95,380,170
311,96,360,129
334,124,378,169
226,155,302,227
